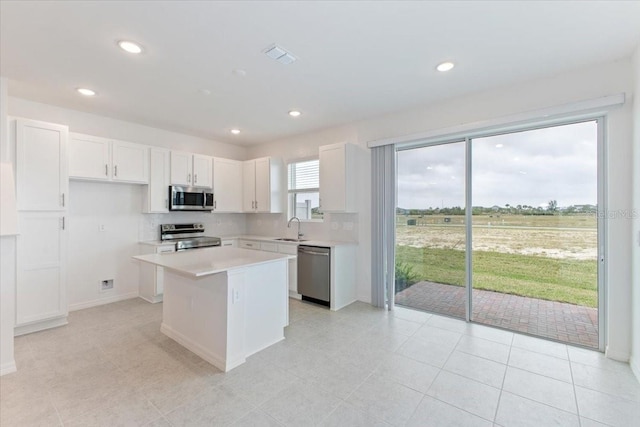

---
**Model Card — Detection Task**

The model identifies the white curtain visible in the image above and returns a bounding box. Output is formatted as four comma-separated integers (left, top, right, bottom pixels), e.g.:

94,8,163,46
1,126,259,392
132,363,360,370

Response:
371,145,396,309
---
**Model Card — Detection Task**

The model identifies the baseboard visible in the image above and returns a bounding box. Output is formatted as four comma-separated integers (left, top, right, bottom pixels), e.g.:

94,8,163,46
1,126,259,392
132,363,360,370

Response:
160,322,244,372
630,355,640,382
14,316,68,336
288,291,302,300
69,292,139,311
605,346,630,362
138,294,163,304
0,361,17,376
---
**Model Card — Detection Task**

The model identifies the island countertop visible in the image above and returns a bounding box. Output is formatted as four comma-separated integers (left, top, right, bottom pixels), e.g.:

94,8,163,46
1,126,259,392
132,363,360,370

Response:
133,246,294,278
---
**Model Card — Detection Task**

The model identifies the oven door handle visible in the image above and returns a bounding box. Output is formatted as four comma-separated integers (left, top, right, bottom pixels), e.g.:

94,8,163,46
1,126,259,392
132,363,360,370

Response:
202,190,207,209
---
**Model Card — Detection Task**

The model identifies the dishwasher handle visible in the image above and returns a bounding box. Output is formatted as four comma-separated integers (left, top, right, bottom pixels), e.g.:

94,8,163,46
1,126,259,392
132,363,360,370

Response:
298,248,330,256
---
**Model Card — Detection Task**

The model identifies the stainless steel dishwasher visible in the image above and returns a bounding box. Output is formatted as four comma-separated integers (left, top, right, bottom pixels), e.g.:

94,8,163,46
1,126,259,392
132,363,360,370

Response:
297,245,331,307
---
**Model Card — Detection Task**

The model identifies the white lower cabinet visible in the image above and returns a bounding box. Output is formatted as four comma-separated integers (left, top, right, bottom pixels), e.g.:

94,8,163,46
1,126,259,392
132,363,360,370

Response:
139,243,176,303
15,212,68,335
238,239,298,296
221,239,237,248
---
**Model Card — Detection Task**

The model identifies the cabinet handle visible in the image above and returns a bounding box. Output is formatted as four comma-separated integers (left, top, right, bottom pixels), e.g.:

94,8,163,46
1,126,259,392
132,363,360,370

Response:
187,173,191,183
165,199,168,208
214,200,217,209
105,164,108,176
255,200,258,210
251,201,255,209
114,165,118,177
194,174,198,184
61,216,65,230
61,193,65,207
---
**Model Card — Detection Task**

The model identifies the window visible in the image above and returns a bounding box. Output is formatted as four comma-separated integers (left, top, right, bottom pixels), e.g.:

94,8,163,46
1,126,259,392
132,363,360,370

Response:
288,159,322,220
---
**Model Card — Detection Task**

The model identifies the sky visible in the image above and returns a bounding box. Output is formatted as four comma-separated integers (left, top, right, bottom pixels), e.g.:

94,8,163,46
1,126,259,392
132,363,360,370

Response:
397,120,598,209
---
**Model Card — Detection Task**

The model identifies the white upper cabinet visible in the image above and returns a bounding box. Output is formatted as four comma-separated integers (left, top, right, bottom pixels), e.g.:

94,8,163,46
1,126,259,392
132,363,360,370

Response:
16,118,68,211
213,157,243,212
243,157,283,213
144,147,171,213
69,133,110,180
69,133,149,184
111,140,149,183
319,142,358,213
170,151,212,188
170,151,192,186
192,154,213,188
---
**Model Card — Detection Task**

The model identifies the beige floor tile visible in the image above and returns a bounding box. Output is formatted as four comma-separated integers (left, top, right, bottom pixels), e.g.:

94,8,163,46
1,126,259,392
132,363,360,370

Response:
345,375,424,426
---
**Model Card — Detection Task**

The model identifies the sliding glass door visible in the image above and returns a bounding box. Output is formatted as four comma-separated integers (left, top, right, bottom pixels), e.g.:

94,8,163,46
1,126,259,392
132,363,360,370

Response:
394,120,602,349
470,121,599,348
395,141,467,319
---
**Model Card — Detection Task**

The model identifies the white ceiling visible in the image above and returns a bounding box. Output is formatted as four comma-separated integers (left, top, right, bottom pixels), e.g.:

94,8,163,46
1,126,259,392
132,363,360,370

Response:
2,1,639,146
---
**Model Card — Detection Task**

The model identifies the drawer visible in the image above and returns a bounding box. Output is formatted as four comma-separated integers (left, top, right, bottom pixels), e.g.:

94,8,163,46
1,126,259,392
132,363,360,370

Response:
156,245,176,254
278,244,298,255
221,239,236,247
260,242,278,253
239,240,259,250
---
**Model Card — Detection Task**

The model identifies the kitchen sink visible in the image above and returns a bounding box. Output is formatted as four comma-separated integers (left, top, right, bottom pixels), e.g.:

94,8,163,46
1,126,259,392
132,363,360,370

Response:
275,238,307,242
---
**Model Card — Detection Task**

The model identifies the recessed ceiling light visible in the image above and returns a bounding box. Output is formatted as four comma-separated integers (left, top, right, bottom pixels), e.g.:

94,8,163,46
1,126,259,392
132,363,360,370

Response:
288,110,301,117
436,61,455,72
77,88,96,96
495,144,504,148
230,129,241,135
118,40,143,54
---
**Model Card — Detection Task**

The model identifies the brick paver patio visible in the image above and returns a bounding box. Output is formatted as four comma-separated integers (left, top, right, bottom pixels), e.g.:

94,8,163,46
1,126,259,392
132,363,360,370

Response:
395,281,598,348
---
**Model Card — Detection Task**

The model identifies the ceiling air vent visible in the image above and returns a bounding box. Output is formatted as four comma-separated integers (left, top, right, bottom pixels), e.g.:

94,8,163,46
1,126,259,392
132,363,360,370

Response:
264,44,296,65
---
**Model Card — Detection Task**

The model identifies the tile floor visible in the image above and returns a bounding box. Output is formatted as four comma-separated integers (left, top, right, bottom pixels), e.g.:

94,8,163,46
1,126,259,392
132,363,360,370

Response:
1,298,639,426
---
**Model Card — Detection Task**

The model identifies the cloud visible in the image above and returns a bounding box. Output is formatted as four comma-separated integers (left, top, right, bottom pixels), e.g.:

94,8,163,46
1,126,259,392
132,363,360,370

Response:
397,121,597,208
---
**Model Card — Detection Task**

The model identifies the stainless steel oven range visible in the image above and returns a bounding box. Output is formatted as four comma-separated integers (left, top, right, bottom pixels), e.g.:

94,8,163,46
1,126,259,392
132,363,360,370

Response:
160,223,221,251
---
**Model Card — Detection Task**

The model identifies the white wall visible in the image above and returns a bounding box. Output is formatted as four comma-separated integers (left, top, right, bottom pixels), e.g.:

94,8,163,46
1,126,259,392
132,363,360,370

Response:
630,42,640,379
251,58,636,360
0,76,17,375
7,98,249,310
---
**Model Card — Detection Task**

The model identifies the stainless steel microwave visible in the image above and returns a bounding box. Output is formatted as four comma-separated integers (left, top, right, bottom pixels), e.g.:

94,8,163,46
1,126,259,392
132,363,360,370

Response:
169,186,214,211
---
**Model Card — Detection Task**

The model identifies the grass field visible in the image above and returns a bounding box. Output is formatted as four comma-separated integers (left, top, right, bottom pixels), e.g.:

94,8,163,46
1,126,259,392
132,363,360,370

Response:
395,213,598,308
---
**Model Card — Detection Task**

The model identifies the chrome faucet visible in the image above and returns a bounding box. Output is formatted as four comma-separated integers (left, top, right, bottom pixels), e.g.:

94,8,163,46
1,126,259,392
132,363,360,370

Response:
287,216,303,240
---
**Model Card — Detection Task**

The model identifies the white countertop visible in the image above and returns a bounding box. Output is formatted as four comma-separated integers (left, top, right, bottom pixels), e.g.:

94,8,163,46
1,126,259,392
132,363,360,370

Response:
133,246,294,278
140,235,356,248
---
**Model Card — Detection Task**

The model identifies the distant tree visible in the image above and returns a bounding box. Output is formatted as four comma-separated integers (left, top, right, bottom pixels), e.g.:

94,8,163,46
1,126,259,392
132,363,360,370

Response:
547,199,558,212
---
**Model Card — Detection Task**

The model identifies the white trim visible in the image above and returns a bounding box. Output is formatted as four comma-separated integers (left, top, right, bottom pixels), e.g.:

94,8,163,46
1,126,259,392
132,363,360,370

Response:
368,94,625,148
630,355,640,382
0,361,17,376
160,322,245,372
14,316,67,336
605,345,629,362
68,292,138,311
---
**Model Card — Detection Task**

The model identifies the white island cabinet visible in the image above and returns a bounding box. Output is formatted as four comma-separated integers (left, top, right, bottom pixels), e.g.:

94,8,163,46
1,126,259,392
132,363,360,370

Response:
133,247,292,372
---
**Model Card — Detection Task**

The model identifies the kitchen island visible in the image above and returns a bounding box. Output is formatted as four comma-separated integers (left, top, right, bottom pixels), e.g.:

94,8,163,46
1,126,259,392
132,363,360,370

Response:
133,247,293,372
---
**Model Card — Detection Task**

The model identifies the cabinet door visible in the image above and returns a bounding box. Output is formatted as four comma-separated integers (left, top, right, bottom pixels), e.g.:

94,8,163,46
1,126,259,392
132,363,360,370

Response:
112,140,149,183
213,157,243,212
319,144,346,212
170,151,193,186
242,160,256,212
192,154,212,188
16,212,67,325
69,133,111,181
16,119,68,211
146,148,170,213
254,157,271,212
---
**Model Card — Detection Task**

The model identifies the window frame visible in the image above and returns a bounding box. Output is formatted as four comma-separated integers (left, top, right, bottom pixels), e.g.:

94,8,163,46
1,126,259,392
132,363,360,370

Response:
287,157,323,222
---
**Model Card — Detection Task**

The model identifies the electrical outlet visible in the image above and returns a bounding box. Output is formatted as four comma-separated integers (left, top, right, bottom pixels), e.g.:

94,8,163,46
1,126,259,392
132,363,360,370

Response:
101,279,113,291
98,224,106,232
